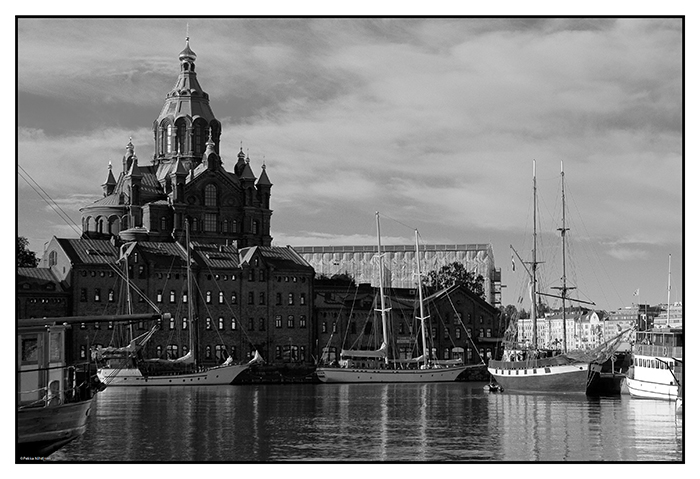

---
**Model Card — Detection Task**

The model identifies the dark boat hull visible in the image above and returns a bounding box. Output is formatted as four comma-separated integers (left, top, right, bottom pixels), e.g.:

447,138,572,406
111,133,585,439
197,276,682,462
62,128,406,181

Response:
17,397,94,458
488,361,591,394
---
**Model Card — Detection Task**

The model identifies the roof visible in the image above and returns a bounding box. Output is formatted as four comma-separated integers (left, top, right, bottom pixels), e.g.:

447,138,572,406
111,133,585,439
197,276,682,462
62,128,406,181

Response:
424,284,499,313
192,242,240,269
17,267,60,283
56,238,120,265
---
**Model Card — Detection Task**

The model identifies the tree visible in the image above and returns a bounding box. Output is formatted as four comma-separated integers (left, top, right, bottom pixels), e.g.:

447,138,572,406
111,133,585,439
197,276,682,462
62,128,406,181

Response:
18,236,39,268
423,261,485,299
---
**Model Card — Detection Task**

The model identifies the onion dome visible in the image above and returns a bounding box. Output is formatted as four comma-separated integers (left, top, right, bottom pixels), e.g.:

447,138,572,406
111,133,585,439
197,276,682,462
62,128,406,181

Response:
179,36,197,63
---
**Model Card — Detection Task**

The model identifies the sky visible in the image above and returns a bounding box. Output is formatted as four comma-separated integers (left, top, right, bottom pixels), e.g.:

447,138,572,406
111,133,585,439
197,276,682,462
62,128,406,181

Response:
15,15,685,312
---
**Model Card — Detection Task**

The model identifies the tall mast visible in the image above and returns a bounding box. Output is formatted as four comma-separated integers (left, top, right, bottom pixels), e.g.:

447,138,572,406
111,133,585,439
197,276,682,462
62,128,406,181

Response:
415,229,429,369
667,254,672,325
376,212,390,364
558,161,570,353
185,218,196,367
531,160,538,349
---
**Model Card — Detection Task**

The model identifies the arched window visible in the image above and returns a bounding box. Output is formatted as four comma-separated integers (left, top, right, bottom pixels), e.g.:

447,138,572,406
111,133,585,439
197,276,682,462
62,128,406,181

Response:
160,216,167,231
166,124,173,153
205,184,217,207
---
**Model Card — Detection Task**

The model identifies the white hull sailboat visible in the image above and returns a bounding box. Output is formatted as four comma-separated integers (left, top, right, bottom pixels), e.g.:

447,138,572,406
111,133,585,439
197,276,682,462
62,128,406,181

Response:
98,353,261,386
316,213,471,384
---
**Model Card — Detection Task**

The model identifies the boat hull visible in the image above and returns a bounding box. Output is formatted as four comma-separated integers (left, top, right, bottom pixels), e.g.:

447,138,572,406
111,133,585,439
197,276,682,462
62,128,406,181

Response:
625,376,679,401
487,362,591,394
97,363,250,386
17,397,94,458
315,365,469,383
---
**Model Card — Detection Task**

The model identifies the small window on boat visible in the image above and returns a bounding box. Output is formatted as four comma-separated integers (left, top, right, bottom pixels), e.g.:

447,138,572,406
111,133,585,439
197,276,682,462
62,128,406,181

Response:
545,367,551,373
21,336,39,364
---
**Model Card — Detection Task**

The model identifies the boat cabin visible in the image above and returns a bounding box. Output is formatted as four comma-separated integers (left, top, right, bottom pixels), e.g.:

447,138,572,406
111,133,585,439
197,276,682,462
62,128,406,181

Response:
18,323,94,408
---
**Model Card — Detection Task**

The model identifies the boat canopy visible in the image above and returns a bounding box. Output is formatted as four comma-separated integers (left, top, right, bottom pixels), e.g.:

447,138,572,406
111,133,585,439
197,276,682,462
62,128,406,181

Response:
341,342,387,359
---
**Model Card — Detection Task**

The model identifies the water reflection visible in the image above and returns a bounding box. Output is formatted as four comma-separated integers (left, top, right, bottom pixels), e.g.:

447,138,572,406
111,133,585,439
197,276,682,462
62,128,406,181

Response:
49,383,683,462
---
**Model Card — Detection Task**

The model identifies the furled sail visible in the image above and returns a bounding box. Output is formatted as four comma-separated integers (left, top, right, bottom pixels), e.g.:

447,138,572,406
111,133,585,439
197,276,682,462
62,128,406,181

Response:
340,342,388,359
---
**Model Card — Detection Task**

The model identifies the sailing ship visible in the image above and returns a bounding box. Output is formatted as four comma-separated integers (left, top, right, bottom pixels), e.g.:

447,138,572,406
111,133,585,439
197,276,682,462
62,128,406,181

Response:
625,255,683,401
96,220,262,386
17,313,162,458
315,213,474,383
488,161,628,394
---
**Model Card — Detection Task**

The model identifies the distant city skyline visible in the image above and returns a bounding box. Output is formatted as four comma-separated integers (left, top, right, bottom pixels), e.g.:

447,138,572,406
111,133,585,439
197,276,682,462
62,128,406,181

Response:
16,17,684,311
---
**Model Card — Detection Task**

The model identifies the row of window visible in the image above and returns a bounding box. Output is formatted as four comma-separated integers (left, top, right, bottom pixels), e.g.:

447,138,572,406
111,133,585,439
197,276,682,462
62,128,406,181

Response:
79,314,308,331
79,287,307,306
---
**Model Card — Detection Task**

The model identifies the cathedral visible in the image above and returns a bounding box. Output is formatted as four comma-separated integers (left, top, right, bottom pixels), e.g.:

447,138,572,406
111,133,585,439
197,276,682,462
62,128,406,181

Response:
80,37,272,248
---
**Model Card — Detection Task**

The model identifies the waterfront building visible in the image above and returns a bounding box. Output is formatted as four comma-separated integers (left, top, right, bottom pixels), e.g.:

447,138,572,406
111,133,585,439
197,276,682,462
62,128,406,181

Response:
295,244,502,307
37,237,313,367
652,302,683,328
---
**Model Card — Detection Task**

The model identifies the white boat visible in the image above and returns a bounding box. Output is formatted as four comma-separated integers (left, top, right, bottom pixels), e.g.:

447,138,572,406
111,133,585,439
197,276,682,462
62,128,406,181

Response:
625,255,683,401
315,213,474,383
97,220,262,386
625,328,682,401
488,161,625,394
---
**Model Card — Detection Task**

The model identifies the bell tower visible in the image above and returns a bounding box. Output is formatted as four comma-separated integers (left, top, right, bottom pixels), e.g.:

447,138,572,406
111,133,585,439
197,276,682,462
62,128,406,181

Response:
152,36,221,171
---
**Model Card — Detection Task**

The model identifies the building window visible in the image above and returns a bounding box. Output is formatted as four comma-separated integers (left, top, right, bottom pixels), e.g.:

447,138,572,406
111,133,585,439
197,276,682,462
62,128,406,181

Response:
218,317,225,330
219,291,225,304
275,315,282,328
166,344,179,359
182,317,188,330
170,290,176,303
215,344,226,363
300,293,306,305
275,346,282,359
456,328,461,339
80,345,87,360
444,348,451,360
276,293,282,305
259,292,265,305
287,315,294,328
157,290,163,303
479,329,484,338
80,288,87,302
183,291,188,303
156,345,162,358
486,328,492,338
444,327,449,340
248,292,254,305
248,318,254,331
206,291,212,304
259,318,265,331
259,270,265,282
231,318,237,330
108,289,115,302
300,315,307,328
232,220,237,233
169,317,176,330
204,213,218,232
252,220,259,235
205,345,212,360
231,292,237,304
399,323,405,335
108,321,114,330
322,322,327,333
288,293,294,305
300,346,306,362
205,184,217,207
94,288,101,302
206,317,212,330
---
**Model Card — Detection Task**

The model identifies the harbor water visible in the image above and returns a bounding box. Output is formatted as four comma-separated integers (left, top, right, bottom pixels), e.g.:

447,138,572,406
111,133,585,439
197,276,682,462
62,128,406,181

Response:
48,382,683,462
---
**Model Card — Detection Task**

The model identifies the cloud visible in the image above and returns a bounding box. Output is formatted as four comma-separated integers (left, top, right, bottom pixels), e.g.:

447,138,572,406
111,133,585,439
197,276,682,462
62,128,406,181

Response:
606,247,651,262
